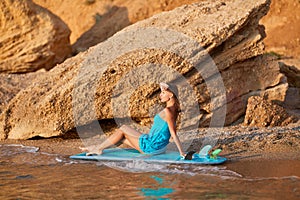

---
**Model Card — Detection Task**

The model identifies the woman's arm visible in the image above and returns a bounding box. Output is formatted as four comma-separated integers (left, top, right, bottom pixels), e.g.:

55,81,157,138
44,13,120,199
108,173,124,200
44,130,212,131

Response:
164,109,185,157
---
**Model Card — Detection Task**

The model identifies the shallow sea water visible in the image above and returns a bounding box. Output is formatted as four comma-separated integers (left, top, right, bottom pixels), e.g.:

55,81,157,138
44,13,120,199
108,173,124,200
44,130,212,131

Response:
0,144,299,199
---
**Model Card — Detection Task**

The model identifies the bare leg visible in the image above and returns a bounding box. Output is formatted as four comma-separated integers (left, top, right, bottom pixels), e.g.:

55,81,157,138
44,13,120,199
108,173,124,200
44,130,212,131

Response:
87,125,143,155
120,125,144,153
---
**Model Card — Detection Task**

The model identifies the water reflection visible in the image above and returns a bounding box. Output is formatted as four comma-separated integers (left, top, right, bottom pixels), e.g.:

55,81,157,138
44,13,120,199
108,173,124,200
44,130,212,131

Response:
138,175,174,199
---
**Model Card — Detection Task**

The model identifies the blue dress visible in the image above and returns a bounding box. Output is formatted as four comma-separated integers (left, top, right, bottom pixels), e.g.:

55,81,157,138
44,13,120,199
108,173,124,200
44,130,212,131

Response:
139,114,171,153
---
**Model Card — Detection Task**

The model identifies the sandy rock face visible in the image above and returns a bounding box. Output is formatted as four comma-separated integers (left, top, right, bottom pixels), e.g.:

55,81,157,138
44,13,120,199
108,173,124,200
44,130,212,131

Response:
0,0,71,73
260,0,300,59
0,0,277,139
0,70,46,114
72,0,202,53
244,96,298,127
33,0,300,59
33,0,200,52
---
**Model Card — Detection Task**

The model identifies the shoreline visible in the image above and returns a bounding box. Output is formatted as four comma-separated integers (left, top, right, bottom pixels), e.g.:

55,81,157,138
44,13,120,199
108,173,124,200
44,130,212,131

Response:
1,125,299,157
1,123,299,178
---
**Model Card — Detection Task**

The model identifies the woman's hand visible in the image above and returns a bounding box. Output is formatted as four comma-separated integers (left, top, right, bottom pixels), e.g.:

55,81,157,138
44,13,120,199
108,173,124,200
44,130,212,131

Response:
180,153,186,159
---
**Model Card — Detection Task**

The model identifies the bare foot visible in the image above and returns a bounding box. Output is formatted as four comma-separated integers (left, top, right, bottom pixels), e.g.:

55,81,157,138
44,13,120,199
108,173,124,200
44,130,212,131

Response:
79,146,88,151
86,149,103,156
79,144,100,152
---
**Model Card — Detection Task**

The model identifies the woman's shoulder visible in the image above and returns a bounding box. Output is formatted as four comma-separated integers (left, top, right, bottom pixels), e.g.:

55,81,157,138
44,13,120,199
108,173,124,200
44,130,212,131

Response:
162,107,176,119
159,107,170,114
163,107,171,114
158,108,170,119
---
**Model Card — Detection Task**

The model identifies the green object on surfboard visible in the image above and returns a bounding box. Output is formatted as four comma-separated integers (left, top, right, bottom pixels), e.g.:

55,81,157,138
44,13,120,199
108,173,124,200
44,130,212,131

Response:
210,149,222,159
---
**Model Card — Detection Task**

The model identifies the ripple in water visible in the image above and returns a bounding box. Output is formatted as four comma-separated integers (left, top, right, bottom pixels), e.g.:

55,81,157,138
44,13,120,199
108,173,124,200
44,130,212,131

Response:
97,160,243,178
0,144,68,165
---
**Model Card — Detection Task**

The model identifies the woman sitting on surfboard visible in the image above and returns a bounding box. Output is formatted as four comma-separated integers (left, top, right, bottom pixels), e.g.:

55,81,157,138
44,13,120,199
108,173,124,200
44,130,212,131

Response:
83,82,186,157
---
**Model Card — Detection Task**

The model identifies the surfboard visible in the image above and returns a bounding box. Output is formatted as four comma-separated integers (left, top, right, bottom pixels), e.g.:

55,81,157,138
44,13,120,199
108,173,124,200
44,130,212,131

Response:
70,148,227,165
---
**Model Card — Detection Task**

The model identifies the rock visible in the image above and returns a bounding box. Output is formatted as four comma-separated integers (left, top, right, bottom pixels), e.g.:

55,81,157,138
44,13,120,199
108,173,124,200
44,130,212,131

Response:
221,55,288,125
0,70,46,114
33,0,300,59
0,0,273,139
244,96,298,127
278,59,300,118
0,0,71,73
33,0,200,52
72,0,202,53
260,0,300,59
0,55,82,139
279,60,300,88
72,5,131,54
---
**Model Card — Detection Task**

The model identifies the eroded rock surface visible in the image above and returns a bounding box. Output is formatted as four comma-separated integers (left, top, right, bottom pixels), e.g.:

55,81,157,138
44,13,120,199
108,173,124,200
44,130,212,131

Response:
0,70,46,114
260,0,300,59
33,0,200,52
0,0,71,73
244,96,298,127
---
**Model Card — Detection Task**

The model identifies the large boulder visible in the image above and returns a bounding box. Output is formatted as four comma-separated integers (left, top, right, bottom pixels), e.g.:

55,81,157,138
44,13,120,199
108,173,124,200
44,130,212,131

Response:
0,0,71,73
0,0,276,139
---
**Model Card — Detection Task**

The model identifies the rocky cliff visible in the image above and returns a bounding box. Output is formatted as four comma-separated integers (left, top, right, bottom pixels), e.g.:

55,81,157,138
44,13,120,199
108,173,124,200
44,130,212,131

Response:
0,0,71,73
3,0,296,140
